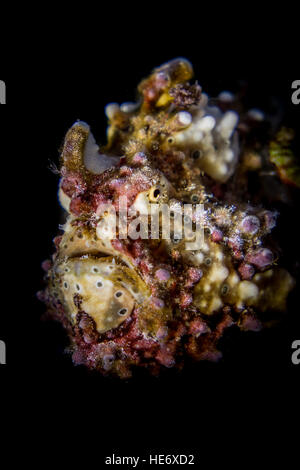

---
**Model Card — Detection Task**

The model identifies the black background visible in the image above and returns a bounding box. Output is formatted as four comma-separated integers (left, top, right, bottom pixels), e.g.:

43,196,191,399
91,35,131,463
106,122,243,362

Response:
1,25,299,466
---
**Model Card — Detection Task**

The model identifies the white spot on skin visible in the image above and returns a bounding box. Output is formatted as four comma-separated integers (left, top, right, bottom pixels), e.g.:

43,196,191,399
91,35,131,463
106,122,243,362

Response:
218,91,234,102
58,185,71,212
228,272,240,287
131,191,151,215
217,162,228,176
84,130,120,174
209,265,229,283
193,131,203,141
201,243,209,253
105,103,119,120
120,102,139,113
74,262,82,276
176,133,185,143
238,281,259,300
247,109,265,121
197,116,216,132
195,252,204,264
96,213,117,240
72,120,90,131
224,149,234,162
216,111,239,140
209,297,223,313
177,111,192,127
207,153,216,164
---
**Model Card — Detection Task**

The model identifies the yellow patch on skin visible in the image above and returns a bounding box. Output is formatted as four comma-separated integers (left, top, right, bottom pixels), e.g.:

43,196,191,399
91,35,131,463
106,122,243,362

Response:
264,270,274,278
58,219,136,270
55,256,149,333
254,268,295,312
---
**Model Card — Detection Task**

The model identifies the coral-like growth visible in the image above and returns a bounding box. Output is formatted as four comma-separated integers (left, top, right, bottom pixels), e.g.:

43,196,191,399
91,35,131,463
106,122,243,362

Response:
40,59,295,377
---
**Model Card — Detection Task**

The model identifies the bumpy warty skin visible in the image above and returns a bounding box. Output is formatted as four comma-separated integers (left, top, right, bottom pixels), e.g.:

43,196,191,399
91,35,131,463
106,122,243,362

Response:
40,59,295,378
